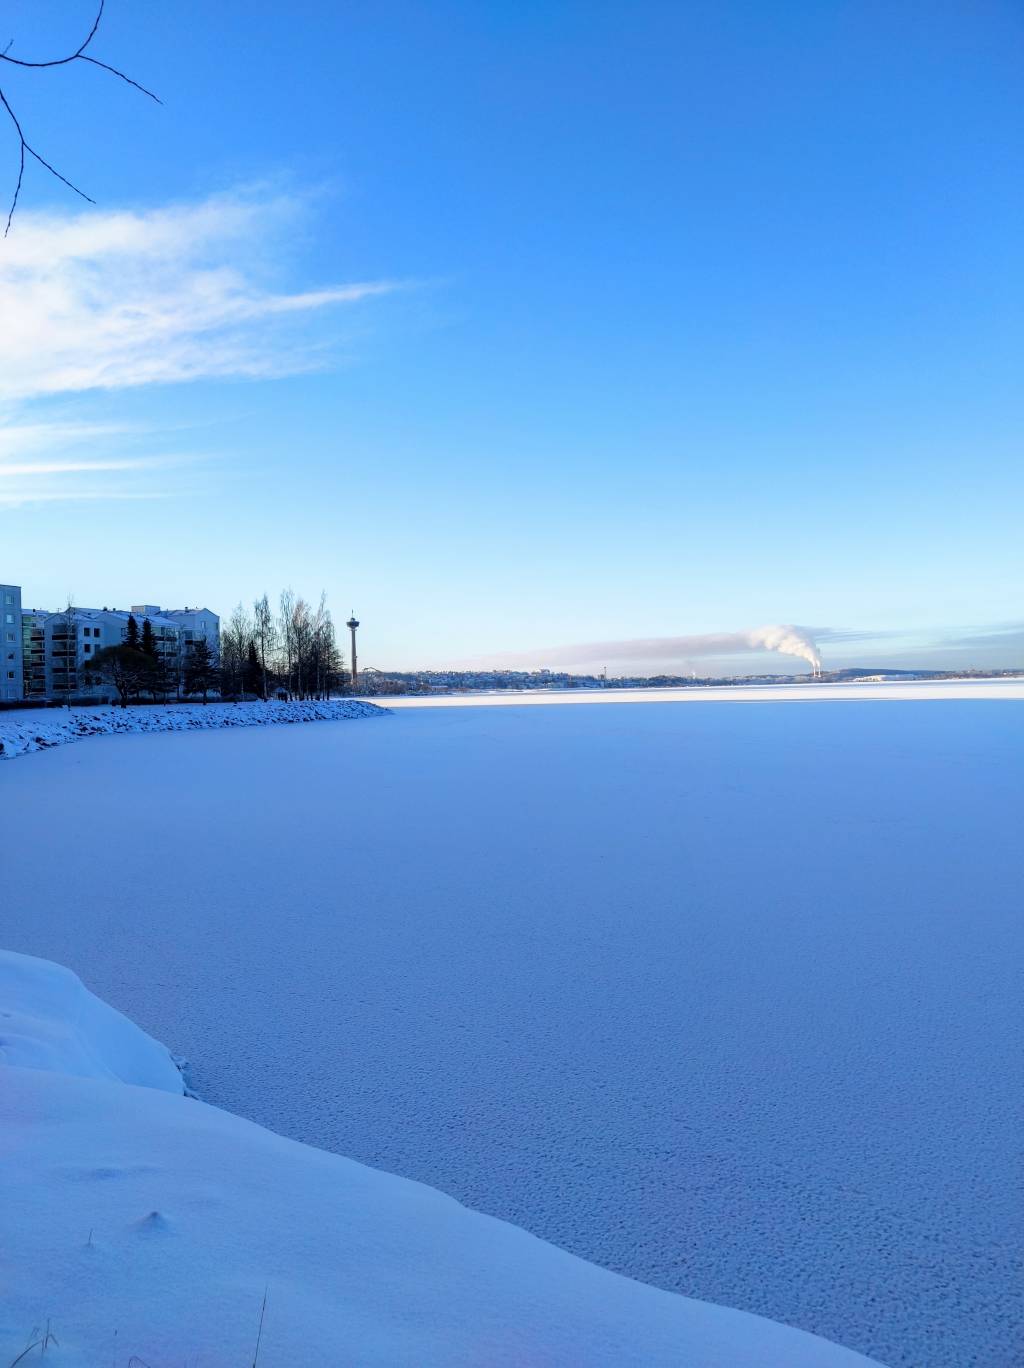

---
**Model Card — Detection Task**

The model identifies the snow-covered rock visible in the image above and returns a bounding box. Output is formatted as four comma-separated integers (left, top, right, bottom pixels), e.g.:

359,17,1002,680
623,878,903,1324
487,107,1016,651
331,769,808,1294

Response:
0,697,387,760
0,950,884,1367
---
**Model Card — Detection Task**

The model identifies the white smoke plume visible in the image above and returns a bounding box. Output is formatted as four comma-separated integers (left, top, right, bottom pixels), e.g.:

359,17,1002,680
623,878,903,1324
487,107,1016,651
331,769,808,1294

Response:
468,624,822,674
743,625,822,673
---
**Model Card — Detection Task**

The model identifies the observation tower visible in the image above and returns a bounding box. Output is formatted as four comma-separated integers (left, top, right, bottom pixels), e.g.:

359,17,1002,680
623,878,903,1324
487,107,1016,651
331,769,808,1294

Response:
346,614,360,690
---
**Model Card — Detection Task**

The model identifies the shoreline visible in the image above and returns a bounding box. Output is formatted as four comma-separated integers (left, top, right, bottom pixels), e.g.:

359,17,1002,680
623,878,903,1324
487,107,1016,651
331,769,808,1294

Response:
0,697,389,761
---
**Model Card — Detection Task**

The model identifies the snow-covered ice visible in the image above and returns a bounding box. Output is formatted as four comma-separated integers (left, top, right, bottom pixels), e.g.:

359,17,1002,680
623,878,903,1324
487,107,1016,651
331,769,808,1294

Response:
0,696,387,760
382,676,1024,706
0,950,880,1366
2,683,1021,1365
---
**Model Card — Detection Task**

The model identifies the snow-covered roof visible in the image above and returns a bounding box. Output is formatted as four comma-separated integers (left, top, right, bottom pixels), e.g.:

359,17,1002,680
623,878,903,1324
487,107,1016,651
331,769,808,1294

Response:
41,607,182,631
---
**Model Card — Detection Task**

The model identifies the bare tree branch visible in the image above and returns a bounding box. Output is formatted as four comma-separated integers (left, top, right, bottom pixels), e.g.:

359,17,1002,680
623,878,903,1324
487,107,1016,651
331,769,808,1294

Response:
0,1,160,236
0,87,95,235
78,55,161,103
1,0,105,68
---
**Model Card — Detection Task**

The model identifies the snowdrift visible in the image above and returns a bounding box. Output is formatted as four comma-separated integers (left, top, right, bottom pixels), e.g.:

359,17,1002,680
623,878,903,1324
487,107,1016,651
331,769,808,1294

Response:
0,950,884,1367
0,950,183,1089
0,697,387,760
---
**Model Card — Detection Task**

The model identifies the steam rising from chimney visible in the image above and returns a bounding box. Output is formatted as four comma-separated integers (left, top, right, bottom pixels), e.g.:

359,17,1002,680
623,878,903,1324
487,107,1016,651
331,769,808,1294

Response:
744,625,822,673
465,624,823,674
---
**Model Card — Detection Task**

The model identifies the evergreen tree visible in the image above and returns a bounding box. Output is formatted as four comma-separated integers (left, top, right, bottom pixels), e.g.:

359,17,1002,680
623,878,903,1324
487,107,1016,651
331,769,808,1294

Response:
141,617,157,658
183,638,218,703
125,614,140,649
148,652,173,702
244,640,262,697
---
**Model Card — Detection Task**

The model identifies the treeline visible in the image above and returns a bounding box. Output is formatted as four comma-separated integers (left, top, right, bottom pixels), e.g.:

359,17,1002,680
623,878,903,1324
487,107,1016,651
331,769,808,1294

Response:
84,612,219,706
82,590,348,706
218,591,347,701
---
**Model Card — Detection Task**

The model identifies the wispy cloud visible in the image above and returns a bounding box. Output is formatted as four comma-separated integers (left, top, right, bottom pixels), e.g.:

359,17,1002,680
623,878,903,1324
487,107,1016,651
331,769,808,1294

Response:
0,457,167,476
0,190,399,401
0,489,170,508
0,419,132,457
929,622,1024,651
0,188,401,506
0,413,205,505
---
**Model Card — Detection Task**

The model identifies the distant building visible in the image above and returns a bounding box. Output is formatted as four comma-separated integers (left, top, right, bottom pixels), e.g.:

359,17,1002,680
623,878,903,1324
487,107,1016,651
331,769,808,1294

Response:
1,584,24,701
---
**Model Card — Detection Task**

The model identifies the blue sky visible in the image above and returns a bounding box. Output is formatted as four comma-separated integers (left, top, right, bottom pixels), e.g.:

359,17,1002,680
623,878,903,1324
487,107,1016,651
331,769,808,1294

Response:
1,0,1021,672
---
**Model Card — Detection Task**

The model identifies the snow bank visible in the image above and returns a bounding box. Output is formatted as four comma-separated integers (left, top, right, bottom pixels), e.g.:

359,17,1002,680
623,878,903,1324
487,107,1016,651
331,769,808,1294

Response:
0,950,183,1091
0,697,387,760
0,951,882,1367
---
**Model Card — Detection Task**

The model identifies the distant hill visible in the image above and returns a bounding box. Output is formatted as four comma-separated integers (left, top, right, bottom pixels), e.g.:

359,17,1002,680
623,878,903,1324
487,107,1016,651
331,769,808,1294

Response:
822,668,928,680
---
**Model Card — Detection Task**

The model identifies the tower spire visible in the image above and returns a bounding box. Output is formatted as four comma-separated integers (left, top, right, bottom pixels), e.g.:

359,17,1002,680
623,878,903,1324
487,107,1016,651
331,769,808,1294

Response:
346,613,360,691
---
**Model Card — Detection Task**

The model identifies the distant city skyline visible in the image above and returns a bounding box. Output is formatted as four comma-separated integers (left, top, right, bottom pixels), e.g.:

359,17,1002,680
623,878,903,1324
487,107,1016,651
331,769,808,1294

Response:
6,573,1022,675
459,621,1024,676
1,2,1021,673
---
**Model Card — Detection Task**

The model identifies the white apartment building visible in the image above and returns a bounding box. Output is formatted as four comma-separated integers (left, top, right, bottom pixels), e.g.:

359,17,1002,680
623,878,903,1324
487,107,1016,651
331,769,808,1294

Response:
50,605,220,701
0,586,219,703
41,607,166,702
2,584,24,701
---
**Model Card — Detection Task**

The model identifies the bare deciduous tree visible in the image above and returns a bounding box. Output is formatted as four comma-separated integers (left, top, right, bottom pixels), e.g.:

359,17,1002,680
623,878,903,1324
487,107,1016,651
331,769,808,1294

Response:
0,0,160,235
252,594,276,701
277,589,296,697
220,602,254,698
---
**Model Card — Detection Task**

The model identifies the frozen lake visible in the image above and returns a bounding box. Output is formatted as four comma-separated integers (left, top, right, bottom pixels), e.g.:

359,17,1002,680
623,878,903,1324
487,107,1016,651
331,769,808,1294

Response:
2,688,1021,1367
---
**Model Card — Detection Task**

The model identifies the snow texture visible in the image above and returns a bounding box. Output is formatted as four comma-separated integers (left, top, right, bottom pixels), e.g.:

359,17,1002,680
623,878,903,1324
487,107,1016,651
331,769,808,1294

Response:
2,683,1021,1366
0,697,387,760
0,950,880,1366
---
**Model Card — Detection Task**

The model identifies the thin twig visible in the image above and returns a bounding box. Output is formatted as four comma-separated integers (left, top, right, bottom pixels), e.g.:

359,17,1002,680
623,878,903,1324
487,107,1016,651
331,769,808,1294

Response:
252,1287,268,1367
7,1320,57,1368
0,85,94,236
8,1339,44,1368
79,55,162,103
0,87,27,235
